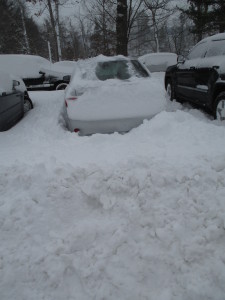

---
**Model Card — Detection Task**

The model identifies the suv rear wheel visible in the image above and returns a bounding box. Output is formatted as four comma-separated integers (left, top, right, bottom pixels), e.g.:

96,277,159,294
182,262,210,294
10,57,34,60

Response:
214,92,225,121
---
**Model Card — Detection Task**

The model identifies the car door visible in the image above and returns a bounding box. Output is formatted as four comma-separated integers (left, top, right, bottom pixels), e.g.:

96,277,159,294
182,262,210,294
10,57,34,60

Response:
195,38,225,106
175,41,208,102
0,92,24,131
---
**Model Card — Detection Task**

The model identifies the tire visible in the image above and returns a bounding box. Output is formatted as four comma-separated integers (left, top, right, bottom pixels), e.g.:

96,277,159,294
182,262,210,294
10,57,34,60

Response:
166,80,175,101
55,82,68,90
213,92,225,120
24,96,33,114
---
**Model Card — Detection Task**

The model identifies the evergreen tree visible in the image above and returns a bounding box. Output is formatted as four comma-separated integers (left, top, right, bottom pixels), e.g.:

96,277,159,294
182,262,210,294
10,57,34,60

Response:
0,0,24,53
211,0,225,33
183,0,213,41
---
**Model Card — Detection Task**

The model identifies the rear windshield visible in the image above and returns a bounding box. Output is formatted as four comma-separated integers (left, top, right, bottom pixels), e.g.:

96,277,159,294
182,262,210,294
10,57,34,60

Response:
206,39,225,57
95,59,149,81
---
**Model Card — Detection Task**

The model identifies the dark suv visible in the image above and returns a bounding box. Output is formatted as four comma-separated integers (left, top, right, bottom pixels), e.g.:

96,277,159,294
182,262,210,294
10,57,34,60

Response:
165,33,225,120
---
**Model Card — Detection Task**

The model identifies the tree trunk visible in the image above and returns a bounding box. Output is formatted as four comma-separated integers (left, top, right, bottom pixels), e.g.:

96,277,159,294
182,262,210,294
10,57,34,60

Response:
55,0,62,61
20,4,30,54
116,0,128,56
47,0,59,61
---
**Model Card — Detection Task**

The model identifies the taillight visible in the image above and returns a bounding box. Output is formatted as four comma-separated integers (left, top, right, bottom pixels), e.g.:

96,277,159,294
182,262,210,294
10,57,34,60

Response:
74,128,80,133
65,97,77,107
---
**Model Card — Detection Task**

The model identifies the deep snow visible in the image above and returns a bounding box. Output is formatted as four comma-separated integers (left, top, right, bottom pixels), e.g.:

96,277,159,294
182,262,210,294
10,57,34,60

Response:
1,73,225,300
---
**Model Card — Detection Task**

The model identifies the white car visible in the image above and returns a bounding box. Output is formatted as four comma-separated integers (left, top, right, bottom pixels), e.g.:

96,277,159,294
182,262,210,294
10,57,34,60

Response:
64,55,166,135
139,52,177,72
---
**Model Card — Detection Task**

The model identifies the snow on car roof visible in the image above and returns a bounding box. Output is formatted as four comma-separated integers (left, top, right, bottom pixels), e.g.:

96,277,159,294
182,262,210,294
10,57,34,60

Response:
140,52,177,59
139,53,177,72
70,55,140,81
0,54,51,79
201,33,225,43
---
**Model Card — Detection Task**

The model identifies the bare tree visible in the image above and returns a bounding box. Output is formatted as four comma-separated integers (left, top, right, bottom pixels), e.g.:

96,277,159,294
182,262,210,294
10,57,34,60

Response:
143,0,173,52
26,0,73,60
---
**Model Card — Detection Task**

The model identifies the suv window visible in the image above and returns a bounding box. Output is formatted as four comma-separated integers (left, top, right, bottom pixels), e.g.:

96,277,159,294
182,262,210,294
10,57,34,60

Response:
206,39,225,57
187,42,207,60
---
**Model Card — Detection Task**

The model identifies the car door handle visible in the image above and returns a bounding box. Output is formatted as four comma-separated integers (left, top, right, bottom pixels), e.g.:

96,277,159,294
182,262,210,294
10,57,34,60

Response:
190,66,196,70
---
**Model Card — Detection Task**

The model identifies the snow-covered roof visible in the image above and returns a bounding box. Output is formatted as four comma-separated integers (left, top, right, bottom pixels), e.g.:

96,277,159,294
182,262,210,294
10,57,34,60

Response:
201,33,225,43
139,52,177,72
0,54,51,79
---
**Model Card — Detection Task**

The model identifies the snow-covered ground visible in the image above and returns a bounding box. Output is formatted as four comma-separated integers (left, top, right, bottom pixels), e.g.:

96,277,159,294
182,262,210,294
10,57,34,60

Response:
1,73,225,300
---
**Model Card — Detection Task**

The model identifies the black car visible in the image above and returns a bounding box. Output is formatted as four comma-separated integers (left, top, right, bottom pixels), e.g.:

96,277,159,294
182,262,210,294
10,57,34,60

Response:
165,33,225,120
0,55,71,91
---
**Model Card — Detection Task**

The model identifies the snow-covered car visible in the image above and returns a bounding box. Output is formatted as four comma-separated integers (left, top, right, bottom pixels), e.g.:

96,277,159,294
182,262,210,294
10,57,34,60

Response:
0,54,71,91
139,52,177,72
0,70,33,131
164,33,225,120
0,71,26,131
64,55,166,135
40,60,77,90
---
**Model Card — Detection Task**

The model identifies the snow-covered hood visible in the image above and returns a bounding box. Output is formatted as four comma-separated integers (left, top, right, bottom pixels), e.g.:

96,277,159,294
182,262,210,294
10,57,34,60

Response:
180,56,225,74
66,77,166,120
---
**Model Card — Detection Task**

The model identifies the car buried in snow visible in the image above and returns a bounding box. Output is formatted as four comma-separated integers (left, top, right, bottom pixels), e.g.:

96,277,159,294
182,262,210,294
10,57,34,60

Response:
0,55,72,91
165,33,225,120
0,71,33,131
63,55,166,135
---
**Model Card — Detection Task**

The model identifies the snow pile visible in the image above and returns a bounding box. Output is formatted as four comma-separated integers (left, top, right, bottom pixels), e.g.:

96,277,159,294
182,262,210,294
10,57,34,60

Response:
1,77,225,299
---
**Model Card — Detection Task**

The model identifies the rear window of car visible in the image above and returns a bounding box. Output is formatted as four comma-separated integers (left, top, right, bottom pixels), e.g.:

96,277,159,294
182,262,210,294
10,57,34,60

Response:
206,39,225,57
95,60,130,80
187,42,207,60
95,59,149,81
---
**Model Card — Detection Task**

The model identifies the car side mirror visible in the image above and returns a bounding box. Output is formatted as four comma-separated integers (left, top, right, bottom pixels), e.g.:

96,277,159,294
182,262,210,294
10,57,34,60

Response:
13,80,20,87
177,55,185,64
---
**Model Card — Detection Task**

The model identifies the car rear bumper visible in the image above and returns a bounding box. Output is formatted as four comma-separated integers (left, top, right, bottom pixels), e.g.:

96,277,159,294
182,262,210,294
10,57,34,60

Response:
65,115,152,135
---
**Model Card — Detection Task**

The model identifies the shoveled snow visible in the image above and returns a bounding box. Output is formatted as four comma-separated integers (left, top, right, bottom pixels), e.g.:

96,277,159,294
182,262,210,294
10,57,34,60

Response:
1,73,225,300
